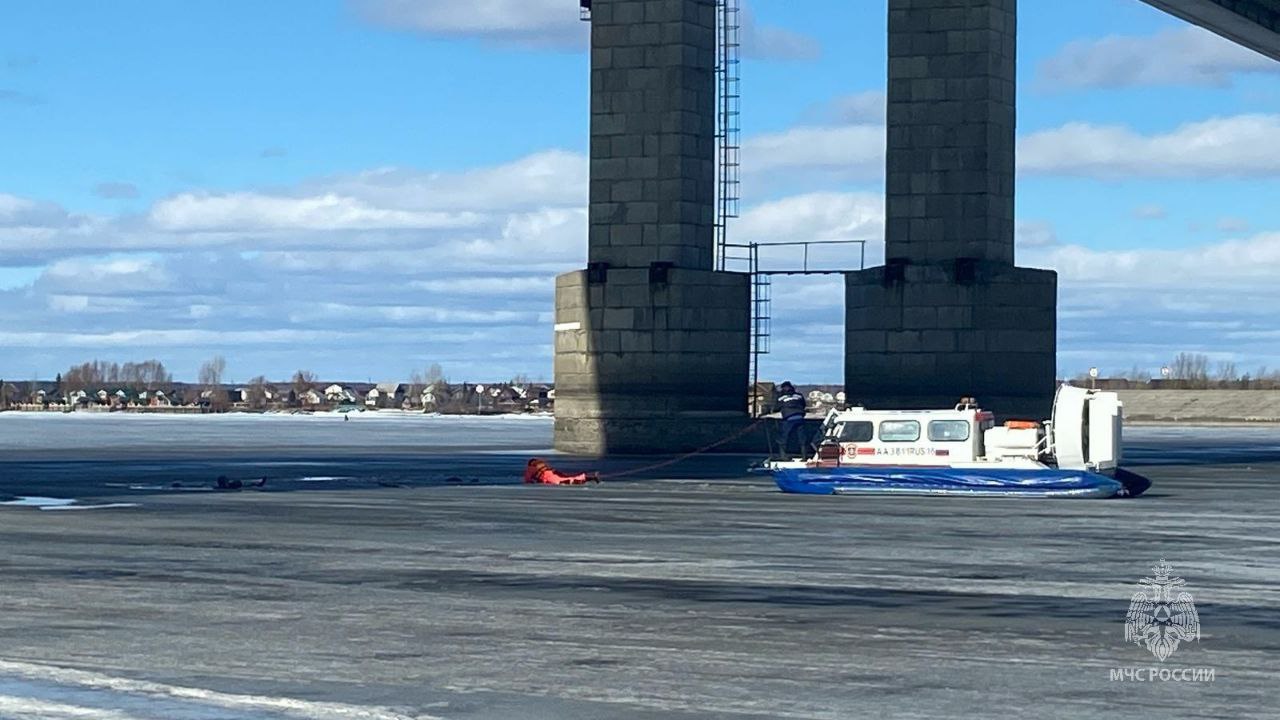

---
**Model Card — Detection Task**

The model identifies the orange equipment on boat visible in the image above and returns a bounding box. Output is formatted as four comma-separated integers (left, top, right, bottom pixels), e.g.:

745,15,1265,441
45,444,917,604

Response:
524,458,599,486
1004,420,1041,430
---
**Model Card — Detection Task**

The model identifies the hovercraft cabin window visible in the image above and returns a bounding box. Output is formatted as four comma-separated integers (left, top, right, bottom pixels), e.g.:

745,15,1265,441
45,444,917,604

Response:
878,420,921,442
927,420,971,442
832,421,874,442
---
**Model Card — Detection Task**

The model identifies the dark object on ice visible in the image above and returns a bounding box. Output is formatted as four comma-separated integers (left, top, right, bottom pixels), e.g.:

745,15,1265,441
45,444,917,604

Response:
214,476,267,490
1114,468,1152,497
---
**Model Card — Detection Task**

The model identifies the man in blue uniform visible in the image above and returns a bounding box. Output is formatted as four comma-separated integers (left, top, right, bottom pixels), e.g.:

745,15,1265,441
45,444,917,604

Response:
776,381,807,459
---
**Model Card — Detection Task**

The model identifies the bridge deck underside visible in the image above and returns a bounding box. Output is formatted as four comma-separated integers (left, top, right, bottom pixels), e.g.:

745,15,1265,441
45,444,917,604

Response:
1142,0,1280,61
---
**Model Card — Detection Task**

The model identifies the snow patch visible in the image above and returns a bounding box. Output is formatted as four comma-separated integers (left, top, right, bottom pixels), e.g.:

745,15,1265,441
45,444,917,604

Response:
42,503,139,512
1,497,75,508
0,660,439,720
1,497,137,511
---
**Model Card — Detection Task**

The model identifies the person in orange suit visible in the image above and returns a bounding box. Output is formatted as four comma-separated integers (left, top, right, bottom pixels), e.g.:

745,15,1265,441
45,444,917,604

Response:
524,458,599,485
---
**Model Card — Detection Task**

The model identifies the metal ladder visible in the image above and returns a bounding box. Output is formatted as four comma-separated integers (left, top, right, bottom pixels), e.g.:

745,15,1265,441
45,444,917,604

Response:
715,0,741,271
750,253,772,399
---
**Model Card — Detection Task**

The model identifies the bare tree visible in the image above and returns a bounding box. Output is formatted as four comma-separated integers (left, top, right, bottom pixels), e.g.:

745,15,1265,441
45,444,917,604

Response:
197,356,227,410
292,370,317,403
1169,352,1210,386
60,359,173,394
1115,365,1150,382
406,370,425,408
1215,361,1239,383
246,375,269,409
198,356,226,388
424,363,445,387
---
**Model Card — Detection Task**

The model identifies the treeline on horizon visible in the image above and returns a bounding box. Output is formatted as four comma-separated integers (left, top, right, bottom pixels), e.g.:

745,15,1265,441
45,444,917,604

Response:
13,352,1280,393
1072,352,1280,389
15,356,538,392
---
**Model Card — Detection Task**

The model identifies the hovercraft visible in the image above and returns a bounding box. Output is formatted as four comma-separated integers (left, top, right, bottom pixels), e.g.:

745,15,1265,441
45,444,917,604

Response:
767,384,1149,499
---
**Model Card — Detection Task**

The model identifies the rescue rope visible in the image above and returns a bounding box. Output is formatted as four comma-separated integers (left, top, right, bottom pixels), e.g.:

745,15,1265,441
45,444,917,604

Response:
596,417,768,481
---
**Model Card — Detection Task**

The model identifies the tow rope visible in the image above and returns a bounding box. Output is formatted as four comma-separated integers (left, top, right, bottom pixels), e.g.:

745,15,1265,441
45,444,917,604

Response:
593,417,768,481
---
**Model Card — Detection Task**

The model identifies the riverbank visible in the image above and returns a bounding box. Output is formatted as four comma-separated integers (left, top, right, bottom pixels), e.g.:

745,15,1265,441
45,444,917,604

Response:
1117,389,1280,423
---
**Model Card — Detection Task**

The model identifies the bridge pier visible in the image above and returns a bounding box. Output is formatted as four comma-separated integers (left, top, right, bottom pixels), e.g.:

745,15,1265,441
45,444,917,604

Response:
553,0,750,455
845,0,1057,419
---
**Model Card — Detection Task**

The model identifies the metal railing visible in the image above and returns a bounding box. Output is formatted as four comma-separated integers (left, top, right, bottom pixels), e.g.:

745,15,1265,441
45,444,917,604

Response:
723,239,868,403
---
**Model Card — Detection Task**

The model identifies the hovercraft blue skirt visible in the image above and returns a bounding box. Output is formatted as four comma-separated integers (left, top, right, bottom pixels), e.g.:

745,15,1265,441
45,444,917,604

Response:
772,466,1125,498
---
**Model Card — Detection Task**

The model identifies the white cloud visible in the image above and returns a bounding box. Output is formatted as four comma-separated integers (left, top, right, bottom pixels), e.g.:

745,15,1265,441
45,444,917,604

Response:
0,151,589,266
289,303,536,325
1016,220,1058,248
315,150,586,212
1133,204,1167,220
802,91,885,125
348,0,586,48
0,328,355,348
93,182,139,200
743,124,885,183
0,193,78,229
1217,216,1250,233
148,193,482,233
411,276,553,295
8,103,1280,382
1026,231,1280,289
47,294,144,314
1017,232,1280,374
41,257,172,293
1019,114,1280,178
741,6,821,61
737,112,1280,185
349,0,820,60
1038,27,1278,90
737,191,883,243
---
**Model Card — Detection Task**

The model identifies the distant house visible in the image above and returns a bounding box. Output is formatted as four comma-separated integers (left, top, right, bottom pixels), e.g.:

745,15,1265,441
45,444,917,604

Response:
807,390,835,405
420,382,458,412
526,385,553,412
299,388,323,407
366,383,405,409
492,385,525,413
749,382,774,417
0,382,20,408
325,384,357,404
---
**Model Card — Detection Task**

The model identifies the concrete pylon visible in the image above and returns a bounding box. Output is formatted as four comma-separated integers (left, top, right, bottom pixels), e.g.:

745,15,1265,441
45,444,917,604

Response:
845,0,1057,419
553,0,751,455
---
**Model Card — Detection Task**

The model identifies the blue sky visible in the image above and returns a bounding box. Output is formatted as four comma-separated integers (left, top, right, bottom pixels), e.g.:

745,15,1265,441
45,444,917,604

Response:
2,0,1279,384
